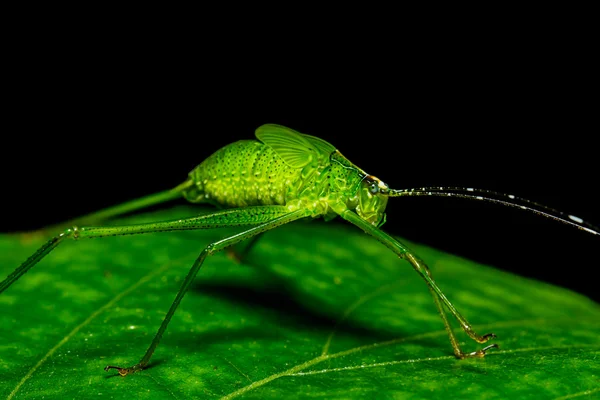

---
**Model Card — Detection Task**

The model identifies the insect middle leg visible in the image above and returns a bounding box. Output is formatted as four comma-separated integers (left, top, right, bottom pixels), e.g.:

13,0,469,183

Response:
104,208,310,375
341,210,497,358
226,233,264,262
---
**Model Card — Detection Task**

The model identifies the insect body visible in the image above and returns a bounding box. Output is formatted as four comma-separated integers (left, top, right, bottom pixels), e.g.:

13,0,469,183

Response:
183,126,385,225
1,124,598,376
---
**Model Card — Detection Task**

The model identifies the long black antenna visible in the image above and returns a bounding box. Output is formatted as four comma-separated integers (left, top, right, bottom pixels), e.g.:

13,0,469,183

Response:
386,186,599,236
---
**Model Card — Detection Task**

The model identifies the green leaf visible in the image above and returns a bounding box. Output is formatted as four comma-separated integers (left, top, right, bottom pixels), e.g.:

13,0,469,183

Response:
1,206,599,399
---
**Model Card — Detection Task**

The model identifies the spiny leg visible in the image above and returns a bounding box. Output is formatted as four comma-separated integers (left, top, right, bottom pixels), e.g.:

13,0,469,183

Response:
104,208,311,376
341,210,497,358
2,206,294,295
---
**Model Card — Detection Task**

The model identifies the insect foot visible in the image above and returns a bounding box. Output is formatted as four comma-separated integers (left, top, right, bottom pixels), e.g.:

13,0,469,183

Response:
477,332,497,343
461,343,500,359
104,364,143,377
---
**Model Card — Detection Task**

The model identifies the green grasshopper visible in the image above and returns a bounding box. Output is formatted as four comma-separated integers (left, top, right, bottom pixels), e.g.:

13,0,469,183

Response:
2,124,598,376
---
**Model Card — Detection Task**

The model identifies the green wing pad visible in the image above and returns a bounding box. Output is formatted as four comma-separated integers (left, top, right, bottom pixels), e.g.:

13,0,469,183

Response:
255,124,336,168
303,134,336,155
255,124,314,168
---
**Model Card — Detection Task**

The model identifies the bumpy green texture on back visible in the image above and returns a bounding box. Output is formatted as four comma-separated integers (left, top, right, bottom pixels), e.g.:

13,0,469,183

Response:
183,124,342,210
1,206,599,399
184,140,298,207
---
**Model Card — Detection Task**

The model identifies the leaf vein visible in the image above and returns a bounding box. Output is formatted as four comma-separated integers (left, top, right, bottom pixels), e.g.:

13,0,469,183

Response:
220,356,252,382
146,373,180,400
293,344,600,377
221,317,600,399
554,387,600,400
291,355,454,376
6,252,194,400
321,280,404,356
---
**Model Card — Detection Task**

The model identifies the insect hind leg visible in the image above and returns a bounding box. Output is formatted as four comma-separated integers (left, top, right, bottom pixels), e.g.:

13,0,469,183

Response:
46,180,194,232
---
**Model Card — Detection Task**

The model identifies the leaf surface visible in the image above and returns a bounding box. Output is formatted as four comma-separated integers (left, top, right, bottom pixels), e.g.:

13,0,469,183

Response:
1,206,599,399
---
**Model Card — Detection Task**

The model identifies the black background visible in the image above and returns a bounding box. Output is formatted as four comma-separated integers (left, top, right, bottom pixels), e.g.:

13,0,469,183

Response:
2,26,598,303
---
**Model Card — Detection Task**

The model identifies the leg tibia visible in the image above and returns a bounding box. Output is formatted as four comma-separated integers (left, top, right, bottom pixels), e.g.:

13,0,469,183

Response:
0,228,74,293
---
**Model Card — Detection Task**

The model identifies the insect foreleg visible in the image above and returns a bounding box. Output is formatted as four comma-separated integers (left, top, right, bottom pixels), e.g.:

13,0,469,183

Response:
341,210,497,358
104,207,311,376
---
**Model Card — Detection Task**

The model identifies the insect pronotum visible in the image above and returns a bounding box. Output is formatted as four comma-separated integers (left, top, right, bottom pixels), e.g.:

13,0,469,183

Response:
2,124,598,376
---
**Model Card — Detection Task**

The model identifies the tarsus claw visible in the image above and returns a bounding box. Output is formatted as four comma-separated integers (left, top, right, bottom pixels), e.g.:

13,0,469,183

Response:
481,343,499,353
104,365,132,376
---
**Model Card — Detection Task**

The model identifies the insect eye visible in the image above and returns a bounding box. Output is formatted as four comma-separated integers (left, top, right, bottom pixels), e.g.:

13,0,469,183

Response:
369,183,379,194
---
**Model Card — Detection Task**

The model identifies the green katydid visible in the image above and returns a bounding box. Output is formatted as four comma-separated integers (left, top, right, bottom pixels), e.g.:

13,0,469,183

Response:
1,124,598,377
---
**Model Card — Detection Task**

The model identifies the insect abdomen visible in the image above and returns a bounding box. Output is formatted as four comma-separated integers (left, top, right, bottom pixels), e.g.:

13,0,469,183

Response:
183,140,302,208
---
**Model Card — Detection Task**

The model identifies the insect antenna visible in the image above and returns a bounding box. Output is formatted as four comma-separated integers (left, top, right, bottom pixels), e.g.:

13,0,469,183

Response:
385,186,599,236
